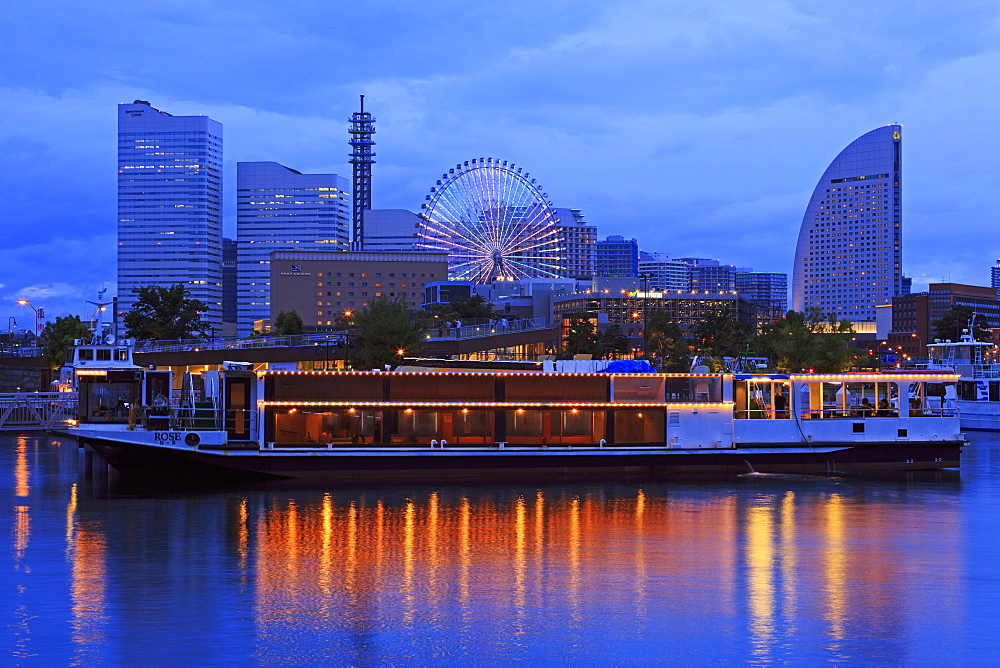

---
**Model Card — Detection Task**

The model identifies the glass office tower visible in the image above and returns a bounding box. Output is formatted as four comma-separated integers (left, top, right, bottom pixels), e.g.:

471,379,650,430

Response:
236,161,350,335
117,101,223,328
791,125,901,322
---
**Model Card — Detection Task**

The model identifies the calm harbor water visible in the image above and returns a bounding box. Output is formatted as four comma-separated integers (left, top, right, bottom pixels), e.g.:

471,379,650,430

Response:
3,434,1000,664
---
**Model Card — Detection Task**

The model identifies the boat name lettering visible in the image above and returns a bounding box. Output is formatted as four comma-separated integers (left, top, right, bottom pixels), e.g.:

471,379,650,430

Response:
154,432,182,445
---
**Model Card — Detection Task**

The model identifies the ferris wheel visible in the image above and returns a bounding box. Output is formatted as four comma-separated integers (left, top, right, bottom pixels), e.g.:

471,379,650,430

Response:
416,158,563,283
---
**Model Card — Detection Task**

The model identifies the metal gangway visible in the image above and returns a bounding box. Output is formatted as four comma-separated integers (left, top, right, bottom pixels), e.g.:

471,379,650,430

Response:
0,392,77,431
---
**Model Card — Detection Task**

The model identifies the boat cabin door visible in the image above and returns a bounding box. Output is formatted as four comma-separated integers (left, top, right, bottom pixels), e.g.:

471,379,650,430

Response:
223,373,254,441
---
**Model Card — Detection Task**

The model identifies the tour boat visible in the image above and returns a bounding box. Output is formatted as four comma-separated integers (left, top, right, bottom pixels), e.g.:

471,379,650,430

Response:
926,330,1000,431
64,357,965,480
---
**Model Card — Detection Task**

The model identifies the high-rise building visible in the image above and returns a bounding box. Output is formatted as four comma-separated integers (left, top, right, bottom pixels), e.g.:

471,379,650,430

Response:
236,161,350,335
681,259,744,292
991,260,1000,301
552,208,597,279
734,271,788,325
792,125,902,321
362,209,421,252
596,235,638,277
117,100,223,326
222,237,237,326
638,252,689,291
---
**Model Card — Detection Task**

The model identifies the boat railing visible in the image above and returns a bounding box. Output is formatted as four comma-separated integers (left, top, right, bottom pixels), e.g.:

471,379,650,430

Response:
736,406,957,420
128,404,256,434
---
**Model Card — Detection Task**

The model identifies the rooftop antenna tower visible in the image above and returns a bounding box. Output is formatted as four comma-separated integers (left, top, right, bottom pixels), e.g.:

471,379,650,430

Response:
348,94,375,250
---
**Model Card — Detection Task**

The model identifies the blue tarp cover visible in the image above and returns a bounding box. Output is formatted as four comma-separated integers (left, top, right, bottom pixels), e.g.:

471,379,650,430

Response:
604,360,656,373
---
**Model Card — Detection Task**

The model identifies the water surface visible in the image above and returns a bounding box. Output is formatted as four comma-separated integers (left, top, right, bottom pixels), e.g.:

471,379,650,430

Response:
3,434,1000,664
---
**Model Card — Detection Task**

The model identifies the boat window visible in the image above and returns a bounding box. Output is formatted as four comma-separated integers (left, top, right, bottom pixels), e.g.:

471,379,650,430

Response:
115,349,129,361
78,349,94,361
78,377,140,424
613,377,664,403
664,377,723,402
613,410,664,444
505,375,607,402
97,349,112,361
505,409,605,445
734,380,789,419
271,408,382,446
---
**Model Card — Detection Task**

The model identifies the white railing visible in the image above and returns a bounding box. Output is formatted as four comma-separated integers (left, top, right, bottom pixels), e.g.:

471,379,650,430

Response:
0,392,77,430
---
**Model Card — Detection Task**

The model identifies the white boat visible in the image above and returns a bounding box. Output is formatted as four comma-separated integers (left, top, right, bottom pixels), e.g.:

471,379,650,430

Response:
926,329,1000,431
60,350,966,480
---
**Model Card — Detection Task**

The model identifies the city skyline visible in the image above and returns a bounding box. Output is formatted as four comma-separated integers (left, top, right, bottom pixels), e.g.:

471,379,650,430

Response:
3,2,1000,320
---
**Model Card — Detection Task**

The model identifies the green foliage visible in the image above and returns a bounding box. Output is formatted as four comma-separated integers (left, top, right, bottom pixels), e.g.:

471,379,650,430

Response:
563,316,604,358
599,324,630,359
39,315,91,371
644,310,691,371
692,309,752,358
424,294,498,322
754,309,855,373
932,305,991,342
350,296,430,370
124,285,209,341
273,310,304,335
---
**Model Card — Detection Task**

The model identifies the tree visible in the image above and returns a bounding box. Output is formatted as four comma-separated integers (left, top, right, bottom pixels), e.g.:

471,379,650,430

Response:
39,315,91,371
692,309,752,358
273,309,304,335
124,285,209,341
424,294,497,323
599,324,630,359
644,310,691,371
563,316,604,358
350,296,430,370
933,305,991,342
754,309,855,373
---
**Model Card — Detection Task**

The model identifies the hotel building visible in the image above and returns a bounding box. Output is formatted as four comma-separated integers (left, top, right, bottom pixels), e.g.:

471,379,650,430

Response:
236,162,350,335
117,101,223,326
552,208,597,279
792,125,902,322
596,235,638,277
269,251,448,331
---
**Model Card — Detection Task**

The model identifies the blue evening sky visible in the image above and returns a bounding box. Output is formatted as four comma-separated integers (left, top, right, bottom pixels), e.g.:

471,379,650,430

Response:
2,0,999,322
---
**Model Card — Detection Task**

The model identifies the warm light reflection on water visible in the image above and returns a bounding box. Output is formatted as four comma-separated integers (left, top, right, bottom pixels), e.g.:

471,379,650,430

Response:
15,436,29,498
1,435,985,663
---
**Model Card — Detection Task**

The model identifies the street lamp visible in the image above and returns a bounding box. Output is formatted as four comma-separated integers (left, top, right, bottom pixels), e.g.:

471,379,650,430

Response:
17,299,39,338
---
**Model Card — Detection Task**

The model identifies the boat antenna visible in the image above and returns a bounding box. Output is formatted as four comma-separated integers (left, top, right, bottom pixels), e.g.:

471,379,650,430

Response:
86,288,115,345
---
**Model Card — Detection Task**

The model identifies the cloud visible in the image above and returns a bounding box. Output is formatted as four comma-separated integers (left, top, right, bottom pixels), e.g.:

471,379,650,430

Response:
3,0,1000,312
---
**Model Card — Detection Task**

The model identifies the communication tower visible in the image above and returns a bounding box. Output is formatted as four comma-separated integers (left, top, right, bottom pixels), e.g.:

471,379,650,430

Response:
348,95,375,250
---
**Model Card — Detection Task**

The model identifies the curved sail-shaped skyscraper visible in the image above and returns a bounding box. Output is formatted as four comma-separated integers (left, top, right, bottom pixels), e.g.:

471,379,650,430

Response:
791,125,901,322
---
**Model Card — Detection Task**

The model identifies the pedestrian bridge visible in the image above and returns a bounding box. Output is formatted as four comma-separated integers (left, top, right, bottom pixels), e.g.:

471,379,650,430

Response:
0,392,76,431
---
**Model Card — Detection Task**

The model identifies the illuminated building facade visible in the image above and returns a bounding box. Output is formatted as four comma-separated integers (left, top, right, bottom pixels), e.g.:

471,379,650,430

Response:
553,208,597,279
553,289,753,350
117,100,223,326
792,125,902,322
890,283,1000,356
236,162,350,335
269,250,448,330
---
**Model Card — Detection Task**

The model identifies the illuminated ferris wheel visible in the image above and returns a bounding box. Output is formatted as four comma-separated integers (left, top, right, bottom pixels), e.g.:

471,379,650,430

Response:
416,158,563,283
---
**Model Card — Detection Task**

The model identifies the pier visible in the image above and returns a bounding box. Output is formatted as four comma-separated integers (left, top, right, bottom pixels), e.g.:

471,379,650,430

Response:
0,391,76,431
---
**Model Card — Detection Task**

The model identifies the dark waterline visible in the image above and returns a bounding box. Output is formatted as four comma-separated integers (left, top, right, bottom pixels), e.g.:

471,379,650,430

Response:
3,434,1000,664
